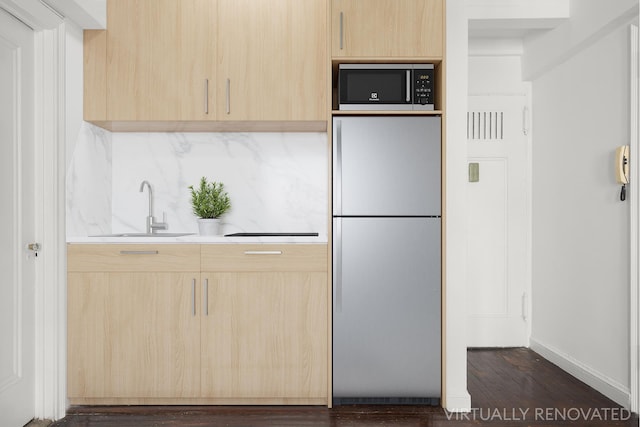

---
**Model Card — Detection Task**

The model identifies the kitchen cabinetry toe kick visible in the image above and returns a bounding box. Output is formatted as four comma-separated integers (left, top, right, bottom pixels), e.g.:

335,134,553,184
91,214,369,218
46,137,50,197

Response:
68,397,329,406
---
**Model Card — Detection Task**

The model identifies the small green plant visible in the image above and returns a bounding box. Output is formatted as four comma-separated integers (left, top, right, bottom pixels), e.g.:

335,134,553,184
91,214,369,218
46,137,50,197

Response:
189,177,231,219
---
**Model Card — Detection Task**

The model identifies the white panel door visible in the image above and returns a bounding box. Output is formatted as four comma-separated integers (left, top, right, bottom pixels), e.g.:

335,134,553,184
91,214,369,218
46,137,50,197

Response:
0,10,36,427
466,95,530,347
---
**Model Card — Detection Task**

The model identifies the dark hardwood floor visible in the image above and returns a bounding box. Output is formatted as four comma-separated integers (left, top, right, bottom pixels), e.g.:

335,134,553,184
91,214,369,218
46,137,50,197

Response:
51,348,637,426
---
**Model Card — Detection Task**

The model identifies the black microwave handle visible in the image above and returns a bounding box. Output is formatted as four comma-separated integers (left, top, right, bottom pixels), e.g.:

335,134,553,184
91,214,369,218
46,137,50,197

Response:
406,70,411,103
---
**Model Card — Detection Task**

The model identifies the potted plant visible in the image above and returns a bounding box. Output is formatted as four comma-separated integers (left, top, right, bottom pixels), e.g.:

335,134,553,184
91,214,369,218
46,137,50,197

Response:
189,177,231,235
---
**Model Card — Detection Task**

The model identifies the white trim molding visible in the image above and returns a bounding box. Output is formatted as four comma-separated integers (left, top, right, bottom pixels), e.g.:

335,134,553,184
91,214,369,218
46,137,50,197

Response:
0,0,62,30
444,393,473,413
42,0,106,29
530,338,630,409
444,0,472,412
33,22,66,422
3,0,67,421
630,23,640,415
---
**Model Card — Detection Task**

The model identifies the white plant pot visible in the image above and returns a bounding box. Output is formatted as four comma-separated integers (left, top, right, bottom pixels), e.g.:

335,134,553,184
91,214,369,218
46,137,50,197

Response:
197,218,221,236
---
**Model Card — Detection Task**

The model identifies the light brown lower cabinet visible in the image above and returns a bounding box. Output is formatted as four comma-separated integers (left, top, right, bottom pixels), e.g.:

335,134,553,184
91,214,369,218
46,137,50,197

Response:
67,271,201,399
67,244,328,405
201,272,327,400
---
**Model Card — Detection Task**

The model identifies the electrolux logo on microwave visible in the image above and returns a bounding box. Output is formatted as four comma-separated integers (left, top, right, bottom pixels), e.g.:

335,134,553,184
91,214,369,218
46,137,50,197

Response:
369,92,380,102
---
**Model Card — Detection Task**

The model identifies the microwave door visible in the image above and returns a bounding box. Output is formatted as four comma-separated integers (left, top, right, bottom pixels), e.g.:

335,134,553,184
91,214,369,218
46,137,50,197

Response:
339,68,413,111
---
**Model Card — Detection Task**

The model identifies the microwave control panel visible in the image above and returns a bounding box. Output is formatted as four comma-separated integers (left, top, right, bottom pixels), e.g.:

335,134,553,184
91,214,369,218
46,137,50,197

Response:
414,68,434,107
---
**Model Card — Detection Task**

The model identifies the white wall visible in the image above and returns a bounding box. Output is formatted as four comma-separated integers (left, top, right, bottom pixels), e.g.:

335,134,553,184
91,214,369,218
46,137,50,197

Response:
65,122,112,236
65,22,83,165
468,53,527,95
443,0,472,412
530,14,634,407
523,0,638,79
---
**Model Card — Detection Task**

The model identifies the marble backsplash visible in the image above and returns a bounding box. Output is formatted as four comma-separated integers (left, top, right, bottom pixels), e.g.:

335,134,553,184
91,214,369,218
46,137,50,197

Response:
66,123,328,238
66,122,113,237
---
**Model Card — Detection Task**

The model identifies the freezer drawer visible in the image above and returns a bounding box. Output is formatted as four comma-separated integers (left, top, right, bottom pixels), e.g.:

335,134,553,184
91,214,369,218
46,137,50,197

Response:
333,217,441,399
333,116,441,217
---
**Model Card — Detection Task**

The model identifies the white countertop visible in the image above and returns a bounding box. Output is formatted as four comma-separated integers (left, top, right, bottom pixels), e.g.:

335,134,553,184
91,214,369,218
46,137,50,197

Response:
67,235,328,244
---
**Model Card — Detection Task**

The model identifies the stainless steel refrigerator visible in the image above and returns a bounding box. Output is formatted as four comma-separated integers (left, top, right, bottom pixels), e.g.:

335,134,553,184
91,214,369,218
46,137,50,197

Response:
332,116,441,405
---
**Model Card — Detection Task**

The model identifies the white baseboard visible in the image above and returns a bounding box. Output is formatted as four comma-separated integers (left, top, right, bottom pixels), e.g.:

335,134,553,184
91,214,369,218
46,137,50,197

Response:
444,390,472,412
530,338,630,409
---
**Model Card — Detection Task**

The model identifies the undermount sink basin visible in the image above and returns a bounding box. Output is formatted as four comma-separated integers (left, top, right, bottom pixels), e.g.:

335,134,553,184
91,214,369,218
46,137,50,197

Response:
91,232,195,237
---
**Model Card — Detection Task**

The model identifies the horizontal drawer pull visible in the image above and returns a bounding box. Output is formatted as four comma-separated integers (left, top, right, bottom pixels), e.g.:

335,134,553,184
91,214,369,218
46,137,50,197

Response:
119,250,159,255
243,251,283,255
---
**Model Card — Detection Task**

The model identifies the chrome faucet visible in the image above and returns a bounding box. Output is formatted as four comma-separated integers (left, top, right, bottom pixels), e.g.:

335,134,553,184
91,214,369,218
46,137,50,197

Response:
139,180,168,234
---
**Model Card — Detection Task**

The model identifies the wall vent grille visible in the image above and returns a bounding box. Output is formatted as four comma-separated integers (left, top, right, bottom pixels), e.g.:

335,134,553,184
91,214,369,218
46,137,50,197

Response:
467,111,504,141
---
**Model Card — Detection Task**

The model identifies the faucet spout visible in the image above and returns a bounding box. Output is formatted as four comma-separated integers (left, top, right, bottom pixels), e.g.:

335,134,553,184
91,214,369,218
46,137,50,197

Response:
139,180,153,220
138,180,168,234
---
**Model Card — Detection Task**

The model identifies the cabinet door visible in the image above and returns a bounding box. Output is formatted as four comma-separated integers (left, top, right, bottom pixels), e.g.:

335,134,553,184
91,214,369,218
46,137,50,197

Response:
216,0,326,121
201,272,327,398
106,0,215,121
331,0,443,58
67,272,201,399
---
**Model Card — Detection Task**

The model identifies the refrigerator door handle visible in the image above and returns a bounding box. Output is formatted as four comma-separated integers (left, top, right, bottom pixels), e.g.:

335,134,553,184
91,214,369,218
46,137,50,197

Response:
334,119,343,216
333,217,343,313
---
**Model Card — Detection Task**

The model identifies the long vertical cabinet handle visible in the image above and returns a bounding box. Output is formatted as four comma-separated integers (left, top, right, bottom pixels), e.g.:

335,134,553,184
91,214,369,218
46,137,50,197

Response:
204,79,209,114
339,12,344,50
203,278,209,316
334,218,343,313
191,279,196,317
225,79,230,114
406,70,411,102
334,119,343,216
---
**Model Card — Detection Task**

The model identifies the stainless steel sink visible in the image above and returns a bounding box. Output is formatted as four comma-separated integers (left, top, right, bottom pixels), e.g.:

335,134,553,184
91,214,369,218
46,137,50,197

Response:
91,232,195,237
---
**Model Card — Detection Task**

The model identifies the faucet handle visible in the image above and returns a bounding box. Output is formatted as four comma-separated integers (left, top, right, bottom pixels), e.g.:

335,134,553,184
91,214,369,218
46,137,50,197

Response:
163,212,169,230
150,212,169,232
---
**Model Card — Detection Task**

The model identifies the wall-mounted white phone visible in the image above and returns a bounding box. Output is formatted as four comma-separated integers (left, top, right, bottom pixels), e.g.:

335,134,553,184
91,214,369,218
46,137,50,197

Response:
616,145,630,201
616,145,630,184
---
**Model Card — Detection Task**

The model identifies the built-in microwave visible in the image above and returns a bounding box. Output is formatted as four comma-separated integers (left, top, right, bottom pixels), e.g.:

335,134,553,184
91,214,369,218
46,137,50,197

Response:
338,64,435,111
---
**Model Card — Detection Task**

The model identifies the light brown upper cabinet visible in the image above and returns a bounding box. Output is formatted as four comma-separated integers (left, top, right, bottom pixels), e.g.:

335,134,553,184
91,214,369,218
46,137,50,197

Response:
84,0,326,129
105,0,215,121
216,0,326,122
331,0,444,58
